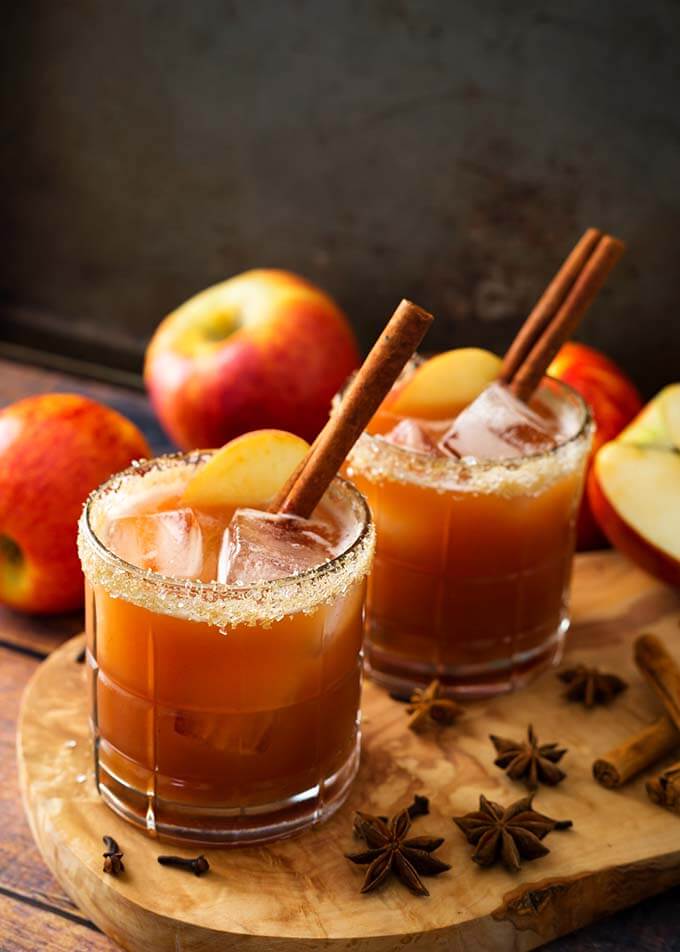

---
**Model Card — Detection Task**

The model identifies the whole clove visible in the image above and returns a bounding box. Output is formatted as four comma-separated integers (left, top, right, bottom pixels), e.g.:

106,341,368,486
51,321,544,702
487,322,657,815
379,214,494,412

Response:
102,835,124,875
157,854,210,876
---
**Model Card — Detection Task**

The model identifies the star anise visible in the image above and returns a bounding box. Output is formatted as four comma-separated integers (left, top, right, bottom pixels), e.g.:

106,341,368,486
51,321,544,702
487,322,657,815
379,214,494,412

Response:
490,724,567,788
453,794,572,871
406,679,463,731
346,805,450,895
558,665,628,708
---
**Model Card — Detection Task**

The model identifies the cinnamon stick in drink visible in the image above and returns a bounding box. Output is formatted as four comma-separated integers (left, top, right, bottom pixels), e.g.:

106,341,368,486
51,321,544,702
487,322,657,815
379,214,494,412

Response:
646,762,680,814
592,714,679,788
509,234,625,402
440,230,625,460
500,228,602,385
275,299,433,519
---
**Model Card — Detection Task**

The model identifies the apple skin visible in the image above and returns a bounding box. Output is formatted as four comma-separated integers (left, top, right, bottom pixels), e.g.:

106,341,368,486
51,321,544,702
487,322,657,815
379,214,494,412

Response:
587,457,680,587
548,342,643,550
0,394,151,614
144,270,360,450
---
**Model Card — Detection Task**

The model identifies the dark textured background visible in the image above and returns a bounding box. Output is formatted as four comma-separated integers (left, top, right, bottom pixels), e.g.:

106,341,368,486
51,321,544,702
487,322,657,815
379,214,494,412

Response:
2,1,679,392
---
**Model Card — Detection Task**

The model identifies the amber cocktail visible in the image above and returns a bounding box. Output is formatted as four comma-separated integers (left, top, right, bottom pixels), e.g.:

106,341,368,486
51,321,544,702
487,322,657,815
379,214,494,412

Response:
78,452,374,844
347,368,591,697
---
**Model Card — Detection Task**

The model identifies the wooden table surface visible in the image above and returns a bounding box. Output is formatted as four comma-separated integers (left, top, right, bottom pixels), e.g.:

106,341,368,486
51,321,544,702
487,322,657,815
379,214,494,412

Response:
1,357,679,952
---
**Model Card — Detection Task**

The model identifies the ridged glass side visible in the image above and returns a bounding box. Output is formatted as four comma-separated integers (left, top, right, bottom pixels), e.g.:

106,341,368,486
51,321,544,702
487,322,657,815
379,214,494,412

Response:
80,454,374,844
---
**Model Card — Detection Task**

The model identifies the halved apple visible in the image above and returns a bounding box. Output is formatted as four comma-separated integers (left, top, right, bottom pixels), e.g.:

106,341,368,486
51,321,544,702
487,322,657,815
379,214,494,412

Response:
182,429,309,510
588,384,680,587
618,384,680,450
390,348,502,420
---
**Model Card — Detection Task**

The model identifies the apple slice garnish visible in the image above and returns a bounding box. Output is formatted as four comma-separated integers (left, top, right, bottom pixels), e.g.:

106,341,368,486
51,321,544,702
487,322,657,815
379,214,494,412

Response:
619,383,680,451
390,348,502,419
588,443,680,587
181,429,310,510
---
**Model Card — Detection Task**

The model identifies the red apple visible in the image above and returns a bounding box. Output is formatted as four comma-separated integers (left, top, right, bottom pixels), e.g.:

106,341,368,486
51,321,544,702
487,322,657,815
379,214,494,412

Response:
548,342,643,549
0,394,151,614
144,270,360,450
587,385,680,586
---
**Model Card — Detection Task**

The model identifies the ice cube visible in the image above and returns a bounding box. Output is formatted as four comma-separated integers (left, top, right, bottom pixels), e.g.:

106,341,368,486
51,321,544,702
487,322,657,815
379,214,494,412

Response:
439,382,558,461
193,510,226,582
218,508,337,585
384,419,437,454
107,509,204,577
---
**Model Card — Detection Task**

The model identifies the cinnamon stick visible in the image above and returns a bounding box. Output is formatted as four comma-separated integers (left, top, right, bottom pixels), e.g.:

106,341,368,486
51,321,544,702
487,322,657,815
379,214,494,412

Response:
269,433,321,514
500,228,602,385
508,233,625,402
634,633,680,731
275,299,433,518
592,715,679,788
646,762,680,814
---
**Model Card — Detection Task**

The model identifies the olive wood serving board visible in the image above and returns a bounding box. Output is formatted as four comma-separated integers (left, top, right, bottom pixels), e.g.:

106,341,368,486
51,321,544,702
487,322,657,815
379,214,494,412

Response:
17,552,680,951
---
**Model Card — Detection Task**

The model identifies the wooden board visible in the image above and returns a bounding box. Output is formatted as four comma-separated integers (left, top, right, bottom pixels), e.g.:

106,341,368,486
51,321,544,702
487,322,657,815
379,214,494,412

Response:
0,647,108,945
17,553,680,952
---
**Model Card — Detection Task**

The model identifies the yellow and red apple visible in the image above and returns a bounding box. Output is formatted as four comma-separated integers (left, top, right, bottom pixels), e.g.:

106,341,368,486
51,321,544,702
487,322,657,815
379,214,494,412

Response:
144,270,360,451
588,384,680,586
548,342,643,549
0,394,150,614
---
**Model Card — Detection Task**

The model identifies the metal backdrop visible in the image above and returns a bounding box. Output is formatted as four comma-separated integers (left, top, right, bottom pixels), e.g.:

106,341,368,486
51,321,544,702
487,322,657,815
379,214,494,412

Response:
1,1,679,393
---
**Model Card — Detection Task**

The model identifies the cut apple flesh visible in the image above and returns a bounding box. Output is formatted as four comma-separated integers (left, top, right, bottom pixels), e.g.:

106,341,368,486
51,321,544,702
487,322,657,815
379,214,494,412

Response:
590,443,680,586
390,348,502,420
619,384,680,451
181,429,310,510
666,388,680,448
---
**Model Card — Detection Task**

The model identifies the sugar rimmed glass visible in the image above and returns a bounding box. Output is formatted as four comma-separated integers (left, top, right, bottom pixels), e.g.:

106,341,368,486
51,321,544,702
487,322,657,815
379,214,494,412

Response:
344,370,592,698
78,452,375,845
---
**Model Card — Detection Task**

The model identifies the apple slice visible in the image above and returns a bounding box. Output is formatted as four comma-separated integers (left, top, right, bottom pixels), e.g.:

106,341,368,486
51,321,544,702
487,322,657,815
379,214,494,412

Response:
588,443,680,586
619,384,680,451
666,386,680,447
390,348,502,419
182,429,310,510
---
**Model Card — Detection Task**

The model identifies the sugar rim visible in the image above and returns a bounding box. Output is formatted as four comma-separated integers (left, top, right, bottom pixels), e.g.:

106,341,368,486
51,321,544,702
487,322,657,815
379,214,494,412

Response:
77,451,375,628
343,368,593,495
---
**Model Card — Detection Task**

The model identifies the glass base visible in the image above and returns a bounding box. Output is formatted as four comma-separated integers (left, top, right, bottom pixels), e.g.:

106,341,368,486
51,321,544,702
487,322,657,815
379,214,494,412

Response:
95,738,360,847
365,616,569,699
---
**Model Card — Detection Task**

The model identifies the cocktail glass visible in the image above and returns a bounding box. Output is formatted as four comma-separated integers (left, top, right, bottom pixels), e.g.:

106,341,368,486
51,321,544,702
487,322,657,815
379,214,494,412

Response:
78,451,374,844
346,370,592,697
